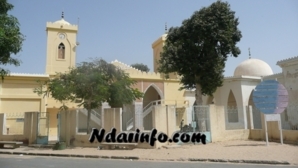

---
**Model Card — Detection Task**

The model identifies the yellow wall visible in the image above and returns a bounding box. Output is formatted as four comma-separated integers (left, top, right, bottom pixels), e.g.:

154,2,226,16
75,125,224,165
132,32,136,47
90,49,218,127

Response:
0,75,48,134
1,99,41,113
164,81,185,103
152,34,167,73
0,76,47,111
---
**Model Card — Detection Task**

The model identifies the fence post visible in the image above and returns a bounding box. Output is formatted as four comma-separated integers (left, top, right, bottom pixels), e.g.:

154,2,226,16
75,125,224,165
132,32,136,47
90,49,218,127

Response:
134,102,143,131
0,113,6,135
247,105,254,129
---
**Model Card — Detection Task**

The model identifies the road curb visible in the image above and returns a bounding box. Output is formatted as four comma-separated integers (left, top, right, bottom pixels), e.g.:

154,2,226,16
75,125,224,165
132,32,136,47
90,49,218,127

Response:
188,158,290,165
0,151,139,161
0,151,290,165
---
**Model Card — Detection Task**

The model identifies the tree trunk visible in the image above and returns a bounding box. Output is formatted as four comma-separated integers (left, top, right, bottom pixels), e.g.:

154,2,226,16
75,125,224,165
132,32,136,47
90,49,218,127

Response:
87,108,91,134
195,83,207,132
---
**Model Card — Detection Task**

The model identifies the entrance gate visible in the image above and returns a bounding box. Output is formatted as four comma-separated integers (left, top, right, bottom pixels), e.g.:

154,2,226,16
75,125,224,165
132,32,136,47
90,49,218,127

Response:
36,112,49,145
192,105,211,143
175,105,211,144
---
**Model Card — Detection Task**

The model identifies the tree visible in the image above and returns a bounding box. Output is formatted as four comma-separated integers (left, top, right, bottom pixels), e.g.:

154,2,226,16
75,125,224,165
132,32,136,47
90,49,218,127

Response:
158,1,242,131
131,63,150,72
34,58,143,134
0,0,25,79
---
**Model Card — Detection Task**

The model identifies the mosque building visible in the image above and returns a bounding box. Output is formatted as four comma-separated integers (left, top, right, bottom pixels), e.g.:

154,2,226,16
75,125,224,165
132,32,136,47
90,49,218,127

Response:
1,14,297,141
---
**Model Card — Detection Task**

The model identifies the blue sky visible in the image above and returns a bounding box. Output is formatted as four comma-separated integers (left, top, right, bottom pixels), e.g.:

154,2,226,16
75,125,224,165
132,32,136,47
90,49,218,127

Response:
5,0,298,77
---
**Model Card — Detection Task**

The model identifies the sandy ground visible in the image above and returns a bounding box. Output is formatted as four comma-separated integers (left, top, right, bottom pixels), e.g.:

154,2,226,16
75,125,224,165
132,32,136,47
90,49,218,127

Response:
1,140,298,165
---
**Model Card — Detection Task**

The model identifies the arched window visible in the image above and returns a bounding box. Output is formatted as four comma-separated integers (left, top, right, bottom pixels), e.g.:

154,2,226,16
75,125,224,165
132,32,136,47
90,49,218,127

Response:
227,90,238,123
58,43,65,59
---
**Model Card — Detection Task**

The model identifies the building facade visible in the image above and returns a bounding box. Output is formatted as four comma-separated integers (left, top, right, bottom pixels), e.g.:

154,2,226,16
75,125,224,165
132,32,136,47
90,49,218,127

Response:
1,16,297,142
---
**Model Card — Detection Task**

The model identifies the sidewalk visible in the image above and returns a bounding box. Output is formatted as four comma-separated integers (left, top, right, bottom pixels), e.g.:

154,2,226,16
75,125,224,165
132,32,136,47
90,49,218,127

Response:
0,140,297,165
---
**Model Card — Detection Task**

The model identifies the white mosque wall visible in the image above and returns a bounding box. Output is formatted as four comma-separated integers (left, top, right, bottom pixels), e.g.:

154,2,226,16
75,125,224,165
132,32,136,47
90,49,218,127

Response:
210,77,261,130
214,79,244,129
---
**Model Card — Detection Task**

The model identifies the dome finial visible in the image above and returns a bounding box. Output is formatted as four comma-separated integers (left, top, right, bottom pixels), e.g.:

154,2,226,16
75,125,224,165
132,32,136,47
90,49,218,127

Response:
248,47,251,59
62,11,64,19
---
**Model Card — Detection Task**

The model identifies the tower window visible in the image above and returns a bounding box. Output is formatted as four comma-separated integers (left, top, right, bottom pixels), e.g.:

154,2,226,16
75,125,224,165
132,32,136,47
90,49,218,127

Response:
58,43,65,59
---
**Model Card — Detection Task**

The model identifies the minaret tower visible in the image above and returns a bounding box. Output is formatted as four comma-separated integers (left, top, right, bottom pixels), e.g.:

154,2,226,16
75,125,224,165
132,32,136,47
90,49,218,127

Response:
152,23,168,73
45,12,78,76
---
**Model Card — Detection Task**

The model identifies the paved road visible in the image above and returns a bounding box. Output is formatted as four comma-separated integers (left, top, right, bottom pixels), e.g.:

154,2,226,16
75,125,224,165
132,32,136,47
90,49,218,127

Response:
0,155,297,168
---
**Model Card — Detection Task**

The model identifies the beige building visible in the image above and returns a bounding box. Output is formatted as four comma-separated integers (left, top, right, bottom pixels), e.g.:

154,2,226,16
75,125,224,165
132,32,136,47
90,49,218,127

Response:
0,15,297,146
0,16,188,141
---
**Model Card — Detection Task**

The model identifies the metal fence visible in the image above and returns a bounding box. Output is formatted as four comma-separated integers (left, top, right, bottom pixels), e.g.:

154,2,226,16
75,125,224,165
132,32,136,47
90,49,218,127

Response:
249,105,298,130
251,106,262,129
248,104,298,130
226,106,239,123
134,103,143,130
122,105,134,131
192,105,210,132
224,106,246,130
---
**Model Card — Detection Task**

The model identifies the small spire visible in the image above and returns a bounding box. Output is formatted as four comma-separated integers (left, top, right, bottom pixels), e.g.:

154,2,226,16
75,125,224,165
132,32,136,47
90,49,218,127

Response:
165,22,167,33
248,48,251,59
62,12,64,19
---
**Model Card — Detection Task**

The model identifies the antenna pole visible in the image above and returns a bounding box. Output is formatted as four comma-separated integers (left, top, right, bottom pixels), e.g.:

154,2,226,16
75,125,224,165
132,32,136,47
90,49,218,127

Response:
77,17,80,31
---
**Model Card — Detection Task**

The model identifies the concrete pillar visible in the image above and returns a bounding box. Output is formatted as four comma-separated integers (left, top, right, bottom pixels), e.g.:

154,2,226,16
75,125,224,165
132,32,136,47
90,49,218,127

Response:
186,106,193,127
209,105,226,142
133,102,143,130
247,106,254,129
67,110,77,146
167,105,177,141
23,112,38,144
103,108,122,135
59,110,77,146
242,106,248,129
261,113,266,140
0,113,6,135
101,102,110,128
24,112,32,142
151,105,164,148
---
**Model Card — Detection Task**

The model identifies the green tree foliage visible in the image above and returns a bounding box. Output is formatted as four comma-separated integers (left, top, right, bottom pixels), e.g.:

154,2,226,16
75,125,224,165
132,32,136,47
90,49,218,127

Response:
158,1,242,105
34,58,143,133
0,0,25,79
131,63,150,72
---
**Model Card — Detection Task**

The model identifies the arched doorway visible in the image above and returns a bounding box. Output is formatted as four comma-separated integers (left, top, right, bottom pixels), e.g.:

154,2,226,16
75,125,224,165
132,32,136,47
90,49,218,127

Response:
143,85,162,107
142,84,162,130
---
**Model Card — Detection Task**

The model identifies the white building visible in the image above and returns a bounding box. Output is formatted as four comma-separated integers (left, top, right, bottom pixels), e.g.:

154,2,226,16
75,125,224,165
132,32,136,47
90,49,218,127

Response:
194,56,298,130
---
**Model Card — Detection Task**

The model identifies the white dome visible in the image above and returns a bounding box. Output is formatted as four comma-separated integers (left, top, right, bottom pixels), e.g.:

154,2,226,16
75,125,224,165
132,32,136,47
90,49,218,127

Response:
233,58,273,77
54,18,70,25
